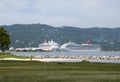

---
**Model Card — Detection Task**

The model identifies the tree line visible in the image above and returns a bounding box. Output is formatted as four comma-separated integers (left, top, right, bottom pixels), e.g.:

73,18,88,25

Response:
0,27,10,52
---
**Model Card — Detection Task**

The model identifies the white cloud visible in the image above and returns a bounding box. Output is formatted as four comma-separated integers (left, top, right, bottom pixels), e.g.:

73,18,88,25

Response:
0,0,120,27
0,0,28,10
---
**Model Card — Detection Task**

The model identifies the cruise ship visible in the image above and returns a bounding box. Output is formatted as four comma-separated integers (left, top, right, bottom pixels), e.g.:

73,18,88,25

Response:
11,40,101,52
39,40,59,51
60,41,102,52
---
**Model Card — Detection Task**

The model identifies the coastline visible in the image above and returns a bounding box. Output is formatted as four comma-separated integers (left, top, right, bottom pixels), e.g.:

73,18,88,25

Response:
0,55,120,63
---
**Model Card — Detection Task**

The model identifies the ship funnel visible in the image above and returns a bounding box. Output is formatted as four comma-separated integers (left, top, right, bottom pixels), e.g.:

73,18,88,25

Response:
86,40,90,44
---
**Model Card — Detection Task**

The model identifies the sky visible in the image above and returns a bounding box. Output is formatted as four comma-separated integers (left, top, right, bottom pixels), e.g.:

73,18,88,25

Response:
0,0,120,28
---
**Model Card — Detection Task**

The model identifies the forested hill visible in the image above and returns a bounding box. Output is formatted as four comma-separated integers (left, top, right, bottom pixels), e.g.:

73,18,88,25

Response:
2,23,120,51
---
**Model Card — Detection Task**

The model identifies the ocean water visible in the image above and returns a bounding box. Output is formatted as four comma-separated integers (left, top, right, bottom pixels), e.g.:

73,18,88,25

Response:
11,51,120,56
10,51,120,63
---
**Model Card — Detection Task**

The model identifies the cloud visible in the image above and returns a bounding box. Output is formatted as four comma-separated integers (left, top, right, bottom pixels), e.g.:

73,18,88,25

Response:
0,0,28,11
0,0,120,27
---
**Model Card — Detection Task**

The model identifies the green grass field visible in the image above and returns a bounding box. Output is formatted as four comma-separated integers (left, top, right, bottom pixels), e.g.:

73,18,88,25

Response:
0,53,30,59
0,60,120,82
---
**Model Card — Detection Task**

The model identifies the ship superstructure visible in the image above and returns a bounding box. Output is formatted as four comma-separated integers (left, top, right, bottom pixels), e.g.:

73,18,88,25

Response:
39,40,59,51
60,41,101,52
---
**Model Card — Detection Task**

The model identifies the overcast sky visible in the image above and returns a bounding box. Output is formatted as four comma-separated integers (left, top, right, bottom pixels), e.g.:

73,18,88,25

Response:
0,0,120,28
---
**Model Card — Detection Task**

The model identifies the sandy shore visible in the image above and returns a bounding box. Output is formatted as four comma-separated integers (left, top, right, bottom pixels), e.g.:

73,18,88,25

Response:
0,58,83,62
0,56,120,63
0,58,31,61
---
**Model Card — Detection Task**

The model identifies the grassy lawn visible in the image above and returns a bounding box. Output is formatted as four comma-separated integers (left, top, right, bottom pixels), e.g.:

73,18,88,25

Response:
0,53,30,59
0,60,120,82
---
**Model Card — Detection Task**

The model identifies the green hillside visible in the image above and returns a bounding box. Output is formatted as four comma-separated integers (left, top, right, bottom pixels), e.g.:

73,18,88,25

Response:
2,24,120,51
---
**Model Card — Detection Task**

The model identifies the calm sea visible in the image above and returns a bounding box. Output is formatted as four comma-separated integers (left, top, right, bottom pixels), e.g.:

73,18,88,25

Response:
11,51,120,56
10,51,120,63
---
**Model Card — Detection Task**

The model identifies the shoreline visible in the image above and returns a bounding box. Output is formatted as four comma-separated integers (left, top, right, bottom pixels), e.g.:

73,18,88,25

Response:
0,55,120,63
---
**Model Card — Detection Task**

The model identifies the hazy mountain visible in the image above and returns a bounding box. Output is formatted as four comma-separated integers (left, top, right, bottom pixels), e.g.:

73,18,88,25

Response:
2,24,120,51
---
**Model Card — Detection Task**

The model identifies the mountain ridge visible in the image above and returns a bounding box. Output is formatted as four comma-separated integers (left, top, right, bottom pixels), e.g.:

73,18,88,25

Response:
1,23,120,51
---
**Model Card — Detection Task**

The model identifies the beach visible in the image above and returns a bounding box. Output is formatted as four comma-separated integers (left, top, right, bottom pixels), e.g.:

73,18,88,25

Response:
0,55,120,63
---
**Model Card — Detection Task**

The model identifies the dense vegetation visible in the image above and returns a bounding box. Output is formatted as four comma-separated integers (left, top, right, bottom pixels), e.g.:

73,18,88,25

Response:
0,27,10,52
0,61,120,82
2,23,120,51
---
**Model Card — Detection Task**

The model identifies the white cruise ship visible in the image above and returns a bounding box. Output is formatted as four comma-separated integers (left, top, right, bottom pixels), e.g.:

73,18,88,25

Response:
60,41,102,52
39,40,59,51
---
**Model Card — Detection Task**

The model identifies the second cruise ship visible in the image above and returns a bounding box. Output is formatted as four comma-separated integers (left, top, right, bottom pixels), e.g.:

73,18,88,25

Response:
60,41,102,52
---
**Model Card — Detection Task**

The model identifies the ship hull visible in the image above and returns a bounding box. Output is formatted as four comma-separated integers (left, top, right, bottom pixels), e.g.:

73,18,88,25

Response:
60,48,101,52
68,49,101,52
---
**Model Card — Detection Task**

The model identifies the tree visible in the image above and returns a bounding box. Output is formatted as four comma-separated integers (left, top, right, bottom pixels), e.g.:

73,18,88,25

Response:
0,27,10,52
